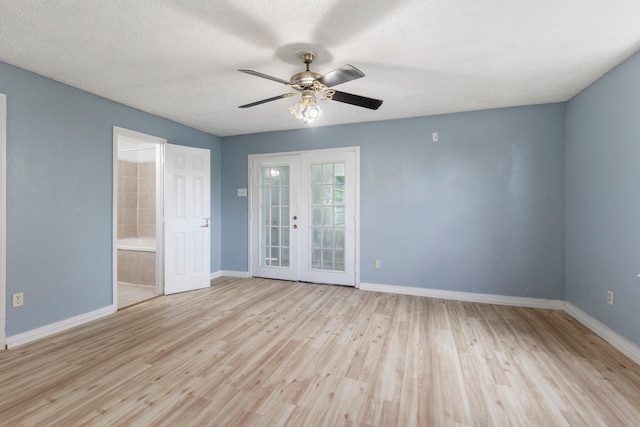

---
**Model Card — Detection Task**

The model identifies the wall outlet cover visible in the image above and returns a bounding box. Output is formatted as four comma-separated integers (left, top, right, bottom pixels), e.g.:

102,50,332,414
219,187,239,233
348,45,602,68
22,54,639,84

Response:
12,292,24,307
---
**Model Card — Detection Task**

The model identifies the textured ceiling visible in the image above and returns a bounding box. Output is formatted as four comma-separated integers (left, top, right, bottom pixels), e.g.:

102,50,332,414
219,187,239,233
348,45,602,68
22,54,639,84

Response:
1,0,639,137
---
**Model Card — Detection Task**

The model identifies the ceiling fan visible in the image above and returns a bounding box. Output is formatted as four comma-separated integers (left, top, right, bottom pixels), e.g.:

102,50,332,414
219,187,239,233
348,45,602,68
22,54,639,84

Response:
238,52,383,123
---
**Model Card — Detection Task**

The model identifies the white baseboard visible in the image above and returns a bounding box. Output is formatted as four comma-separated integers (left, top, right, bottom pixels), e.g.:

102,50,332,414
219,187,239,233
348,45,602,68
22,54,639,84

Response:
564,302,640,365
6,281,639,366
6,305,116,348
359,283,640,365
210,270,250,280
359,282,564,309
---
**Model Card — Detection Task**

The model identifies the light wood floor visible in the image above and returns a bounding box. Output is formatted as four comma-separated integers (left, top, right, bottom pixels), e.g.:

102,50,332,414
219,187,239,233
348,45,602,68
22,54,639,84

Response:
1,277,639,426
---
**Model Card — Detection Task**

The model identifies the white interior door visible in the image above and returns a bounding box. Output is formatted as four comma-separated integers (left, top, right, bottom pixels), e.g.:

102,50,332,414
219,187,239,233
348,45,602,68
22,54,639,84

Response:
250,148,359,286
164,144,211,294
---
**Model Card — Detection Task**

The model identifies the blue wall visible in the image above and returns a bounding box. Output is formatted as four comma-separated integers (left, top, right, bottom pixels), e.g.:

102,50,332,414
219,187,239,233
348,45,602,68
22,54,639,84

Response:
0,61,221,336
6,46,639,348
222,104,566,299
566,51,640,346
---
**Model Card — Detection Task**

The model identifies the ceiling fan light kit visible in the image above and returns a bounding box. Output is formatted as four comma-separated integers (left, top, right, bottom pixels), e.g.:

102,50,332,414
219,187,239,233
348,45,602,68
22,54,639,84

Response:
289,89,323,123
239,52,383,124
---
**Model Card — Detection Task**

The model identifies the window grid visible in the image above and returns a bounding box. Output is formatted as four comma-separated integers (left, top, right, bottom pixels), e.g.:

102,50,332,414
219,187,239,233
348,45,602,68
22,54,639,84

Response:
259,166,290,267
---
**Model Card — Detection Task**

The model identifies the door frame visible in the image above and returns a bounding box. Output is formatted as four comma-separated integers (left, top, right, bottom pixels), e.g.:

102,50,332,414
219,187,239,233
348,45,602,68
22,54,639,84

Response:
247,146,361,287
0,94,6,348
112,126,166,307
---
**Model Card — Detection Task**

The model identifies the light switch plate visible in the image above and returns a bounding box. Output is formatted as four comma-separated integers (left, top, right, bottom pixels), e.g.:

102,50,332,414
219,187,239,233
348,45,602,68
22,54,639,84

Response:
237,188,247,197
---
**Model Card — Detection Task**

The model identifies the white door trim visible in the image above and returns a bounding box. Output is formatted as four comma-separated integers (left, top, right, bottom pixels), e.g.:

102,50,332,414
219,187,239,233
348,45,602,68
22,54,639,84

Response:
248,146,360,287
112,126,166,307
0,94,6,348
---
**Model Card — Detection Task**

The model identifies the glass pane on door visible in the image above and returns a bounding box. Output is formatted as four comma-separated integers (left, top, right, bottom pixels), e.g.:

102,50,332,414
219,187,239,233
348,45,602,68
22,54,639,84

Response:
309,162,346,271
259,166,290,267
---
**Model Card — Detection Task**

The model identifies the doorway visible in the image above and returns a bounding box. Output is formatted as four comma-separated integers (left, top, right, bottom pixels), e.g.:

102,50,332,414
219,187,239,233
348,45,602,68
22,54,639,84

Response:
113,127,212,308
113,127,164,308
249,147,360,286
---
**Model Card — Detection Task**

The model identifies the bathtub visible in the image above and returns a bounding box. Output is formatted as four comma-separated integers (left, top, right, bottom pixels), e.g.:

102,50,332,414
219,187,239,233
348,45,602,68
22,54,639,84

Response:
118,238,157,287
117,237,156,252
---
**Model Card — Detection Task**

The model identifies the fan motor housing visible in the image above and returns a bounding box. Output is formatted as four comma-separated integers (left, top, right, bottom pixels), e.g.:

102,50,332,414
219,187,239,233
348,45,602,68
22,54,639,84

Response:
290,71,322,87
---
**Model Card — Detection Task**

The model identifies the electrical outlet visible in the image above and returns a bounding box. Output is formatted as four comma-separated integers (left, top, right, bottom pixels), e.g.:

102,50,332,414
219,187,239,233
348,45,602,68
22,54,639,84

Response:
432,132,439,142
607,291,614,305
12,292,24,308
374,259,382,269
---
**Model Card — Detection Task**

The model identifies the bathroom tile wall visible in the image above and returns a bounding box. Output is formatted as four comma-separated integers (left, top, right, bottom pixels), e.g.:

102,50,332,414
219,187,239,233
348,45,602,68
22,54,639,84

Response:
117,159,156,287
117,249,155,286
137,161,156,237
118,160,138,239
117,160,156,238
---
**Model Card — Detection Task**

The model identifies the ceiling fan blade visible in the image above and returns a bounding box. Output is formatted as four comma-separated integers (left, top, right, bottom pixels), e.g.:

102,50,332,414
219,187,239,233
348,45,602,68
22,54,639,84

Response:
317,64,365,87
238,69,291,85
239,93,297,108
330,91,383,110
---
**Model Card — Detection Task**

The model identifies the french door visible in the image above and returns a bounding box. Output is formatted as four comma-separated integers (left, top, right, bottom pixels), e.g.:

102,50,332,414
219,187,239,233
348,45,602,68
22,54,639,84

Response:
250,148,359,286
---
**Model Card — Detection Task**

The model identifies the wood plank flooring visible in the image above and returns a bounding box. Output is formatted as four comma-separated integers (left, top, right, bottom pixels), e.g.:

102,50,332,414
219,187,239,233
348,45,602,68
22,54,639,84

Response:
1,277,640,426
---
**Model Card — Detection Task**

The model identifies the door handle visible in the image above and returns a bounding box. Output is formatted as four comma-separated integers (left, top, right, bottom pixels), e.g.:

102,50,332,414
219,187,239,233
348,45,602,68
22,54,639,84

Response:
200,218,210,228
293,224,298,229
